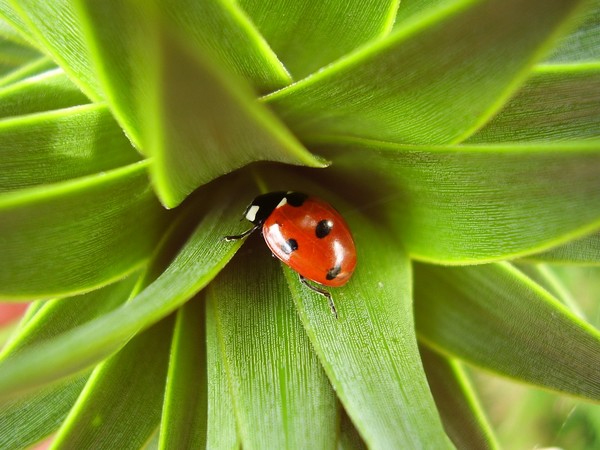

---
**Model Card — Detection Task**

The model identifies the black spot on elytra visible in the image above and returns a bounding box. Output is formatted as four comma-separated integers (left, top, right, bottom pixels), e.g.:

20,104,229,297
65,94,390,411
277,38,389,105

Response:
281,238,298,255
326,265,341,280
286,192,308,207
315,219,333,238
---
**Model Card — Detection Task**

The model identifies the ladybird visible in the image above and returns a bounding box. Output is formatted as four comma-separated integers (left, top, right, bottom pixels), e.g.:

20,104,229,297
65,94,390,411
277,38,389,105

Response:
225,191,356,318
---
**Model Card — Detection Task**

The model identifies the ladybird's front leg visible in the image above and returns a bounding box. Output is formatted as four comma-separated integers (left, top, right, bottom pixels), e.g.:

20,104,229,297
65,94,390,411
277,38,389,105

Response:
224,224,260,242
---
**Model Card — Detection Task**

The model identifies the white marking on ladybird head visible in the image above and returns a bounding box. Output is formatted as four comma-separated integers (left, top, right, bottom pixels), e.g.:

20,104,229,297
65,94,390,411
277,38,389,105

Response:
276,197,288,208
246,205,260,222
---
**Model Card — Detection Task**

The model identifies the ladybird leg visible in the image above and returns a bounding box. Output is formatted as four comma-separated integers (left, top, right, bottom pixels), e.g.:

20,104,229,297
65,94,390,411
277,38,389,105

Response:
224,224,260,241
299,275,338,320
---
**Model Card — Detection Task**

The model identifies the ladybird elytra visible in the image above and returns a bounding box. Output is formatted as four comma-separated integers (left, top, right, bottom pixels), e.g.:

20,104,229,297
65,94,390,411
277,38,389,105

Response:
225,191,357,318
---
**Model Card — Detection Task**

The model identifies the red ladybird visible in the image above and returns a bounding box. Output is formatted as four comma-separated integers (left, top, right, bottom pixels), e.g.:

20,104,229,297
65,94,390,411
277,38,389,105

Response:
225,191,356,318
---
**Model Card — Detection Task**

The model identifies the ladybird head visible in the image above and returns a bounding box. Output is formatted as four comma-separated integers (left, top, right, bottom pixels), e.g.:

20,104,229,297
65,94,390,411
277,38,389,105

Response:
244,191,307,225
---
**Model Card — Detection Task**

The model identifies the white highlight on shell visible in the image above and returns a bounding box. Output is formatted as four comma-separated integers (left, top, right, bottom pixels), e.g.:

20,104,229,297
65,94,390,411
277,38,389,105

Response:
246,205,260,222
276,197,288,208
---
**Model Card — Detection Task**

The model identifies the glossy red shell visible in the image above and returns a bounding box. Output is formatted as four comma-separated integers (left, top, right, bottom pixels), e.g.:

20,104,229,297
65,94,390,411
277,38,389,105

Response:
262,196,356,287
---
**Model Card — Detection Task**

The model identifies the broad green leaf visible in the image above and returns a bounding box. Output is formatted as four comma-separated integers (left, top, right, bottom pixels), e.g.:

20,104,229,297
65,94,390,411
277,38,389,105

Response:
0,375,88,450
156,0,291,92
420,346,499,450
281,196,451,449
206,295,239,450
208,240,338,449
0,68,88,119
514,263,584,317
0,56,54,88
394,0,463,28
265,0,585,144
0,275,138,361
75,2,324,207
0,34,40,75
0,2,36,45
159,296,207,450
0,183,248,397
52,316,175,449
0,160,168,299
414,262,600,400
6,0,102,100
239,0,399,79
207,242,338,449
545,0,600,63
467,64,600,143
525,231,600,264
0,276,137,448
0,104,140,192
317,138,600,263
0,15,33,46
143,27,326,207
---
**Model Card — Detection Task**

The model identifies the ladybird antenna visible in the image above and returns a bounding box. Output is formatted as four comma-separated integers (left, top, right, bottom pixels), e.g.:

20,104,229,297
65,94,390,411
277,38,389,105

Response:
299,275,338,319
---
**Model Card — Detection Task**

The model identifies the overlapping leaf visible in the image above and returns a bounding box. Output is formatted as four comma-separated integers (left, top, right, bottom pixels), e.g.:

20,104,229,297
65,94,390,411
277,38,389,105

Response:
51,316,174,449
0,276,138,449
0,104,140,192
415,263,600,400
0,161,168,299
317,138,600,263
526,231,600,264
4,0,101,99
420,346,499,450
0,68,87,118
239,0,399,78
265,0,586,144
159,297,208,449
75,1,324,207
0,183,249,396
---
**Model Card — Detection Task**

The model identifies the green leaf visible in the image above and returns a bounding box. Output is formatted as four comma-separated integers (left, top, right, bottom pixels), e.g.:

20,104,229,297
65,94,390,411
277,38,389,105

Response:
524,231,600,265
143,27,326,207
156,0,291,92
0,56,54,88
0,33,40,75
159,296,207,449
514,263,584,317
0,15,34,46
0,375,88,449
208,240,338,449
52,315,174,449
0,68,89,119
265,0,586,144
0,160,168,299
545,0,600,63
0,104,141,192
0,2,37,45
467,64,600,142
414,262,600,400
283,197,451,448
0,275,137,361
0,184,248,397
420,346,499,450
5,0,103,100
75,2,324,207
393,0,462,28
205,295,239,450
238,0,399,79
0,276,138,448
317,138,600,263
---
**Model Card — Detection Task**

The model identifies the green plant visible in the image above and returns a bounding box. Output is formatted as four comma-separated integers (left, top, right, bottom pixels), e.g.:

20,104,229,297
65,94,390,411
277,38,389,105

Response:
1,0,599,448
